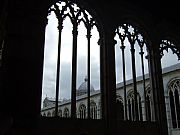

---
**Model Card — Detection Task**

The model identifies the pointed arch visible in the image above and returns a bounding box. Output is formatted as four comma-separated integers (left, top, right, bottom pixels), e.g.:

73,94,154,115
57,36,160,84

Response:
114,22,150,121
167,78,180,128
79,103,86,119
47,111,51,117
90,101,97,119
42,0,102,119
63,107,70,118
127,90,142,121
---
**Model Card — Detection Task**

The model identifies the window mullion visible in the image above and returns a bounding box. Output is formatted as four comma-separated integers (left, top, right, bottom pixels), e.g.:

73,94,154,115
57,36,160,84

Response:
87,28,91,119
71,25,78,118
130,42,139,121
139,45,147,121
120,39,127,120
55,20,63,117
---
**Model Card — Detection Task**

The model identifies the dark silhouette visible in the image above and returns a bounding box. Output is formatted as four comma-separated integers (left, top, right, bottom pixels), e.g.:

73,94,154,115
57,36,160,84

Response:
0,0,179,135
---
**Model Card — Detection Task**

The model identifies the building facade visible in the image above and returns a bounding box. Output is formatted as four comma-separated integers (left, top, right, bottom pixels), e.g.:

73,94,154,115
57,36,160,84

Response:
41,63,180,135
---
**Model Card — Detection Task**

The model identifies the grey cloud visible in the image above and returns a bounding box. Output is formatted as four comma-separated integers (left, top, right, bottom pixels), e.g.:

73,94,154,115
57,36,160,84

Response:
161,50,180,68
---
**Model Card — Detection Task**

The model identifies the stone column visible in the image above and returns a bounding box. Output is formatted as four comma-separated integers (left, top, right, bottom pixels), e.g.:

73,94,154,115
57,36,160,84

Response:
148,42,168,135
1,4,48,118
101,27,117,135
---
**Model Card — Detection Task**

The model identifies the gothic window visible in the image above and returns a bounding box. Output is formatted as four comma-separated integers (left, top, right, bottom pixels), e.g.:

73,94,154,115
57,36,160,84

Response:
63,108,70,118
116,94,124,120
114,23,150,121
58,109,62,117
43,113,46,116
160,39,180,62
168,79,180,128
52,110,55,116
47,111,51,117
159,39,180,129
160,39,180,69
79,104,86,119
127,90,142,121
98,100,101,119
90,101,97,119
41,0,101,119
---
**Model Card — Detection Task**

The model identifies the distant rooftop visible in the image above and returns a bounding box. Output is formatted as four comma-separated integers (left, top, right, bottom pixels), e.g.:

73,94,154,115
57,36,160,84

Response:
162,63,180,74
116,63,180,89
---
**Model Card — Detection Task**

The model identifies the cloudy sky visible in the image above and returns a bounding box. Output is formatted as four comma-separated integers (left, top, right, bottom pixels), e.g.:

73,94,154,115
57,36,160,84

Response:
41,11,180,106
42,12,100,103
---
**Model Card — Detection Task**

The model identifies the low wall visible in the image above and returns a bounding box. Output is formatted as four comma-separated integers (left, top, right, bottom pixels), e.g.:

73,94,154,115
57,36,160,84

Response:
7,117,159,135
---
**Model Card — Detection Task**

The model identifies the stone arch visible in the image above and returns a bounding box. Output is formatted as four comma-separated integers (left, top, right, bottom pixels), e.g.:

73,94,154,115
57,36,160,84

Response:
45,0,104,45
78,103,86,119
90,100,97,119
42,0,103,119
47,111,51,117
58,109,62,117
52,110,55,117
114,18,152,50
155,20,180,48
63,107,69,118
43,113,46,116
166,77,180,128
127,89,143,121
159,39,180,60
166,77,180,94
145,84,153,121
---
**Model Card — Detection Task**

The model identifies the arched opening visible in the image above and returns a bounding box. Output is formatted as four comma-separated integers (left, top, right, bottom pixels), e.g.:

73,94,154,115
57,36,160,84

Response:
79,104,86,119
159,39,180,130
127,90,142,121
41,0,101,119
160,39,180,68
63,107,70,118
168,79,180,129
90,101,97,119
47,111,51,117
114,23,150,121
58,109,62,117
52,110,55,116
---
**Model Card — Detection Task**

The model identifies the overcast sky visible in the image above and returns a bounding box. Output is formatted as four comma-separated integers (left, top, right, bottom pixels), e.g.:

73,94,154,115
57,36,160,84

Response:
41,11,180,105
42,12,100,102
